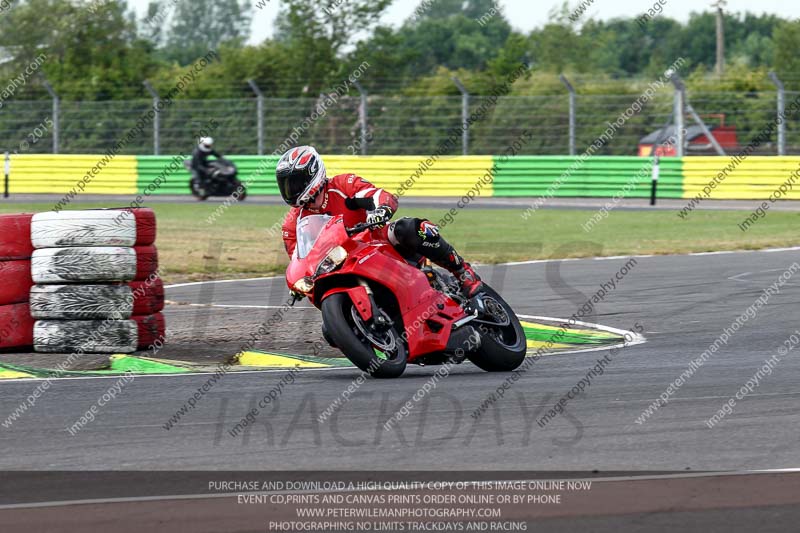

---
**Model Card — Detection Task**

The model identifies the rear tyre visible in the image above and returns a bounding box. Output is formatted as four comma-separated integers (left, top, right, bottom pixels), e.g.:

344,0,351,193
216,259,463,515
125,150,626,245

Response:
190,178,209,201
321,293,407,378
466,285,526,372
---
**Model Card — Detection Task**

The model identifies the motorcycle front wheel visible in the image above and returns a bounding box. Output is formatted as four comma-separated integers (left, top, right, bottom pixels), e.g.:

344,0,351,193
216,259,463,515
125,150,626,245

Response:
321,293,407,378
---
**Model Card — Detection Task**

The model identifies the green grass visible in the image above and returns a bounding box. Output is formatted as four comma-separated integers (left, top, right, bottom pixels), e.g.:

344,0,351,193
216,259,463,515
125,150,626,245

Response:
2,202,798,282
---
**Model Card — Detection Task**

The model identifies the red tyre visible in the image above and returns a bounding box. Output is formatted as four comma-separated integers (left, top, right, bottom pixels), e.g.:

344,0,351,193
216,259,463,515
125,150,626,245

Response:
0,260,33,306
0,303,34,349
0,213,33,260
132,208,156,246
132,312,165,349
134,245,158,281
129,277,165,315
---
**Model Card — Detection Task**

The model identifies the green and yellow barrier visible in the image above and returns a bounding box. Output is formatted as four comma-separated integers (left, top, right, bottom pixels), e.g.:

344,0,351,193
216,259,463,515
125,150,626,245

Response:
11,153,800,201
682,156,800,200
491,156,684,198
9,154,137,195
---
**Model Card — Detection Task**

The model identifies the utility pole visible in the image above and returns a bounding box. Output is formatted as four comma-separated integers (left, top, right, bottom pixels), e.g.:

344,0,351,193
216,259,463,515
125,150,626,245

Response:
712,0,726,76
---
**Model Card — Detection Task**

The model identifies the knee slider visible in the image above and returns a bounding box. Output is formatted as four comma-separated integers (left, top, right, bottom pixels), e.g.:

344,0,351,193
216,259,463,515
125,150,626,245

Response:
389,217,422,248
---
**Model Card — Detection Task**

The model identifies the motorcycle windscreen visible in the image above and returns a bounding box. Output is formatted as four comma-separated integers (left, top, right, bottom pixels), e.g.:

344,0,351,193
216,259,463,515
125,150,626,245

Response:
295,214,333,259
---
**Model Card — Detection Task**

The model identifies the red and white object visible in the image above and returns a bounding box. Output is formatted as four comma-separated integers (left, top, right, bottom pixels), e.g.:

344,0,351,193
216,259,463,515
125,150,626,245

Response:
132,312,165,349
0,303,34,349
129,277,165,315
0,260,33,306
134,245,159,281
32,247,137,283
0,213,33,260
31,210,136,248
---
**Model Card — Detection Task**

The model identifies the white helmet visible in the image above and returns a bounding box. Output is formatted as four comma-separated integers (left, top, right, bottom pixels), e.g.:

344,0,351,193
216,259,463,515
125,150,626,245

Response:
198,137,214,152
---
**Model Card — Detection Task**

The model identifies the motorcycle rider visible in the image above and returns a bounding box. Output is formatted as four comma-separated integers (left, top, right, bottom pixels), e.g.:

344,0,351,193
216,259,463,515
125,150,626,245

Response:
276,145,483,297
190,137,224,186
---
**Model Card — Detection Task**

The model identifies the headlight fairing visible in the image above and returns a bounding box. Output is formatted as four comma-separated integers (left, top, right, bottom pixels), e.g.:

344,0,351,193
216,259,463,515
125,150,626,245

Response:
314,246,348,277
293,276,314,294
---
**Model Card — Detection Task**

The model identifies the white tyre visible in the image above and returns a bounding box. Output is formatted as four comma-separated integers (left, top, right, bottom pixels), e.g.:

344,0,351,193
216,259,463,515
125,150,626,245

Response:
32,247,136,283
34,319,138,353
30,284,133,320
31,210,136,248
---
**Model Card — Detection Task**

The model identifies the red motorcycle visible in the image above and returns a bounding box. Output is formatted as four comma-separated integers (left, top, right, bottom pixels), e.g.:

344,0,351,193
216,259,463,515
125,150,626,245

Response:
285,214,526,378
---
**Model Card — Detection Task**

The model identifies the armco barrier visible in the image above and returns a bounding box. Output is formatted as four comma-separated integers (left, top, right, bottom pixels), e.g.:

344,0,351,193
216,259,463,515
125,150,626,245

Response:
13,154,800,201
682,156,800,200
492,156,683,198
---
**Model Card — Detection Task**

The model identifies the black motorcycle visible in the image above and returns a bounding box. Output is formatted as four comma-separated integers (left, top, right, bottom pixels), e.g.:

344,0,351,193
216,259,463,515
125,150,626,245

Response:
185,158,247,201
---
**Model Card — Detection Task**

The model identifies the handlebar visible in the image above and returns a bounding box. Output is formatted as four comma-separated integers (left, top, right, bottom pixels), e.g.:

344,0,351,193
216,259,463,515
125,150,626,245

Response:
346,219,389,236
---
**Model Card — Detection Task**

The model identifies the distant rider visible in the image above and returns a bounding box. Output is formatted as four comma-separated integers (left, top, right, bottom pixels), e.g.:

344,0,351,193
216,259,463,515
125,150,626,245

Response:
190,137,223,185
275,145,483,297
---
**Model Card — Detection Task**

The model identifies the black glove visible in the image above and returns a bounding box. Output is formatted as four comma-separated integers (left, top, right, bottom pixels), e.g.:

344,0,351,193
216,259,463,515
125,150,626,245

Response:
366,205,394,228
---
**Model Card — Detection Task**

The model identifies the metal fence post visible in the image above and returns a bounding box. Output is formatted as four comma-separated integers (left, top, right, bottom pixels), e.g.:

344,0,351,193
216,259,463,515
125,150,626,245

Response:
4,151,9,198
559,74,576,156
669,74,686,157
41,79,59,154
769,71,786,156
452,77,470,155
142,81,160,155
352,80,368,155
247,79,265,155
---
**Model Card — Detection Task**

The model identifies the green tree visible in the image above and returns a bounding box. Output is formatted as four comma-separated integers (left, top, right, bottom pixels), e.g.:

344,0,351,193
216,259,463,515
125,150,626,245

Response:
163,0,251,65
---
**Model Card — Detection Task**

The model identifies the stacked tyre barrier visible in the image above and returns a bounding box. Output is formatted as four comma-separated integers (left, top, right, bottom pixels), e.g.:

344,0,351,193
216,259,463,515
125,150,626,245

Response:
27,208,165,354
0,214,36,349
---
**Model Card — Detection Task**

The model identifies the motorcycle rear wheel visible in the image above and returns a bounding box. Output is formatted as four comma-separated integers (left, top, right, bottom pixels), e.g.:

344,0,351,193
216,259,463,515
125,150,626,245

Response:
190,178,209,201
321,293,407,378
467,285,526,372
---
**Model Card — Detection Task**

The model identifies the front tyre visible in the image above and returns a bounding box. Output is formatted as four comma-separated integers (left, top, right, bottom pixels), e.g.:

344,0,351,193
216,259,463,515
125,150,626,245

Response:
467,285,526,372
321,293,407,378
234,180,247,201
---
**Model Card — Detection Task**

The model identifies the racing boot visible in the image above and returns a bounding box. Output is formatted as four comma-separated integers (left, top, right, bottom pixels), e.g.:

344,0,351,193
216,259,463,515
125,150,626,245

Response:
432,246,483,298
454,262,483,298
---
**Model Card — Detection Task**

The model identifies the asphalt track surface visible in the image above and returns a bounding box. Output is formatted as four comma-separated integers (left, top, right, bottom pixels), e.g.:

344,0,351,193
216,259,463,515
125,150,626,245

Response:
2,247,800,531
2,248,799,471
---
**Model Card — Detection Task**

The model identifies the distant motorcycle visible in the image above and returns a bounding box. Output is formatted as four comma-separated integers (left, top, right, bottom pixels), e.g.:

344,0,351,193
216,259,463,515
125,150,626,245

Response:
185,158,247,201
